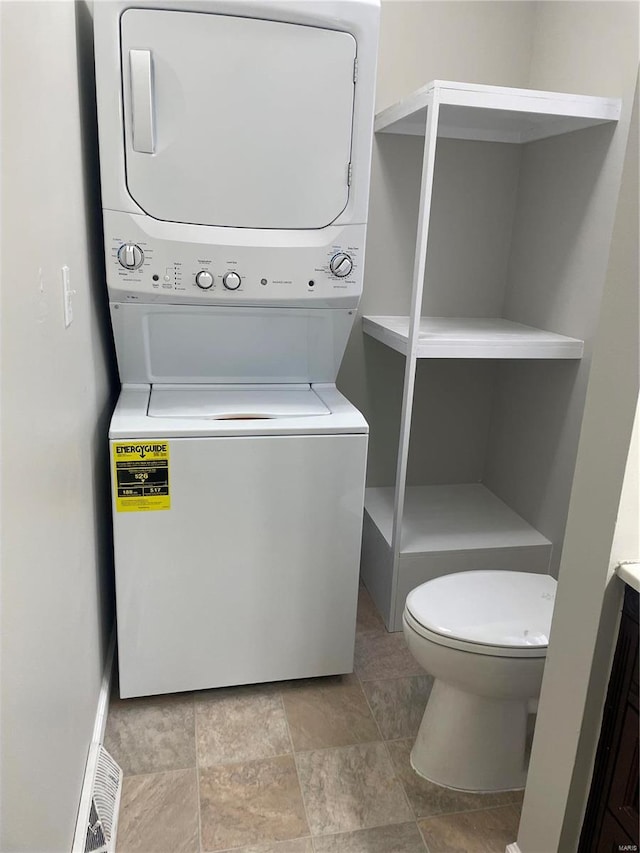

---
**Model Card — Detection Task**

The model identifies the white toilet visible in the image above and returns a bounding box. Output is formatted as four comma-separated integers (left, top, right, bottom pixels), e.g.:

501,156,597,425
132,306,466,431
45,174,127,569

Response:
402,570,557,793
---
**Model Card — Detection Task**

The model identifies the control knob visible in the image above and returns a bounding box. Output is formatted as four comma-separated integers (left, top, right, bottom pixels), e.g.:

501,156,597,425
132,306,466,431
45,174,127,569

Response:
329,253,353,278
117,243,144,270
195,270,214,290
223,272,241,290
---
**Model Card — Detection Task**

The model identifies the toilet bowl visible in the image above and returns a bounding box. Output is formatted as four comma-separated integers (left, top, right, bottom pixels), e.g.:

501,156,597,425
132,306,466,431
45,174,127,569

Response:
402,570,556,793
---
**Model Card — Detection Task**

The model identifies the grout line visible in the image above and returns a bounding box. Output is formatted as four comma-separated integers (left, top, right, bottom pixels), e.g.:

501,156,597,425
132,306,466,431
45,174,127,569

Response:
309,819,421,842
355,664,418,823
416,819,432,853
280,691,314,840
359,672,432,686
357,674,424,684
384,736,416,745
381,737,417,821
358,658,418,827
356,671,386,743
291,738,386,758
186,747,293,771
118,764,198,782
194,693,204,853
211,837,314,853
416,800,524,823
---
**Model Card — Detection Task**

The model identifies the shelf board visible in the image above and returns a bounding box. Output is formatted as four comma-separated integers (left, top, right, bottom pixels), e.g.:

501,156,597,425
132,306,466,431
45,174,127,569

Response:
362,316,584,359
365,484,551,556
375,80,621,143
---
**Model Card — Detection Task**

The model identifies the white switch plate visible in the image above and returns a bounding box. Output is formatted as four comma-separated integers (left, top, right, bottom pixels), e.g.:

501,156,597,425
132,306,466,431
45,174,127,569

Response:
62,266,73,327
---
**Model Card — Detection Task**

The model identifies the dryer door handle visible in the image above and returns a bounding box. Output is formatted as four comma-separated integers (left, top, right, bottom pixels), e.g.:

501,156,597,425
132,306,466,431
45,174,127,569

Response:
129,49,155,154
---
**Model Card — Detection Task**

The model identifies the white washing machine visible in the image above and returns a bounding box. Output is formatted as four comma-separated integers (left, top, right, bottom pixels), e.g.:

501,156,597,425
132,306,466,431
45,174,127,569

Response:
94,0,379,697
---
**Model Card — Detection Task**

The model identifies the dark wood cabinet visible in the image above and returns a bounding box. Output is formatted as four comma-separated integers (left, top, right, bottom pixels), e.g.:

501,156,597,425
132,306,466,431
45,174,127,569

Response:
597,810,636,852
580,585,639,852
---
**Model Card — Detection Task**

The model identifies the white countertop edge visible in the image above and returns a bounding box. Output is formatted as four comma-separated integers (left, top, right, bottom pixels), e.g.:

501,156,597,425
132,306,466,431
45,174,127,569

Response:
615,561,640,593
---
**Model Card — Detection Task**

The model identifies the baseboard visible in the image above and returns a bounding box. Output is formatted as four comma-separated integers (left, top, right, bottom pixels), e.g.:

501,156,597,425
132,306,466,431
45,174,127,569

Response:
92,627,116,744
72,625,117,853
506,843,522,853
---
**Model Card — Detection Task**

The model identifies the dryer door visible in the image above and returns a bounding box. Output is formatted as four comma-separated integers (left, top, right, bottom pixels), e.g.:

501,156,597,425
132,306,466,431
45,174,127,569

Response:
120,9,356,230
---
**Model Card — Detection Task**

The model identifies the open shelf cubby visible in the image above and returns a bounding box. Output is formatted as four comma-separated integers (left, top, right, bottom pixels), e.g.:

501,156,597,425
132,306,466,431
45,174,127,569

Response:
363,484,552,632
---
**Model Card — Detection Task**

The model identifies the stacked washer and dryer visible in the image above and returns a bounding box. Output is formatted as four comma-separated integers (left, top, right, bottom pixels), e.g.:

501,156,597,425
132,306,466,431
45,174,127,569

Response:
94,1,380,697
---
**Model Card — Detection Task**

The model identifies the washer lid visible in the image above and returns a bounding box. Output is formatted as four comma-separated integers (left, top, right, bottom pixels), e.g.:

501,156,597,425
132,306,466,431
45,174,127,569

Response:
405,571,557,649
148,384,330,420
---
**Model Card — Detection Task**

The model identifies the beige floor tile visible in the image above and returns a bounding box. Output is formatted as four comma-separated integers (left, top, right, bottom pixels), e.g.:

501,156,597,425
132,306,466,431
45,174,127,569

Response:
313,822,427,852
296,741,412,836
362,676,433,740
116,769,199,853
418,804,521,853
386,740,523,820
354,630,424,682
357,584,386,634
196,686,290,767
199,755,308,851
282,675,380,751
217,840,313,853
104,692,195,776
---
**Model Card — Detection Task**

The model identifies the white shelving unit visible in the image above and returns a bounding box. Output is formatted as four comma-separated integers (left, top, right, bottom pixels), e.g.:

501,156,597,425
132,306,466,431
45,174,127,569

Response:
374,80,620,141
361,80,621,631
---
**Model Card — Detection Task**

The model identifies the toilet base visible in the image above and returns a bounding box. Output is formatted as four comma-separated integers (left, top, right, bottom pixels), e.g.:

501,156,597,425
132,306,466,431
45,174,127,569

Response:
410,679,528,793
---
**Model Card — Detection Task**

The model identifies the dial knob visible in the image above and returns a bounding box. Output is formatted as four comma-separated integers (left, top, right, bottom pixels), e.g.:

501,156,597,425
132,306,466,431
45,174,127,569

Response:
117,243,144,270
329,253,353,278
195,270,214,290
223,271,241,290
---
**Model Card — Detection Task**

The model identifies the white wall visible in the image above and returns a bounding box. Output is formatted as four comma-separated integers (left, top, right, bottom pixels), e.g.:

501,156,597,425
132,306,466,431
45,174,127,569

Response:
0,2,116,850
516,63,639,853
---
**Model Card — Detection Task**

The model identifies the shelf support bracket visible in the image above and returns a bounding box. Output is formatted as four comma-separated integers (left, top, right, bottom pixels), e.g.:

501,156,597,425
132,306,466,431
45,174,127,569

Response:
389,91,441,622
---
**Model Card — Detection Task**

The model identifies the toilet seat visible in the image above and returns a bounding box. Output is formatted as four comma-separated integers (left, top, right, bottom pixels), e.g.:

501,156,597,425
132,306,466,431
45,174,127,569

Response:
403,610,547,658
404,570,556,659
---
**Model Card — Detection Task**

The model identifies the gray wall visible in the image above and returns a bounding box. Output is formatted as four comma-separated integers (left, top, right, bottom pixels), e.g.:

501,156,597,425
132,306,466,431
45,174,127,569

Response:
484,2,639,574
0,3,635,849
340,0,638,584
0,2,116,850
338,1,537,487
517,66,639,853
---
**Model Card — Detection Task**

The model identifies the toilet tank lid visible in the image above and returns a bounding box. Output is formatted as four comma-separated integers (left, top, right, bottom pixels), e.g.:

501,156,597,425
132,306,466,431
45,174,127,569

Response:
405,571,557,648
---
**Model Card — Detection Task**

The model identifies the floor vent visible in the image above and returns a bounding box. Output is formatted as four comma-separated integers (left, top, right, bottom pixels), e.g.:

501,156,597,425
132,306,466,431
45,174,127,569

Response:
85,799,107,852
74,744,122,853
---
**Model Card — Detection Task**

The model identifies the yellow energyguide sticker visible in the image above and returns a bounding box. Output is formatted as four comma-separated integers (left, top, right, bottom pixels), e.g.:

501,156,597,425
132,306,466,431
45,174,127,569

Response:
113,441,170,512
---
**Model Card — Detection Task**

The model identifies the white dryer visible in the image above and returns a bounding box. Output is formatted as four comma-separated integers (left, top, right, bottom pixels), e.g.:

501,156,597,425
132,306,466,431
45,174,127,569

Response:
94,0,379,697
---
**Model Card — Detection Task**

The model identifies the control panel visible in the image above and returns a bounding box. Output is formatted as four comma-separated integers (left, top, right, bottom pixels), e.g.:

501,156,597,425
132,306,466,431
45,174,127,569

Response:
104,212,366,309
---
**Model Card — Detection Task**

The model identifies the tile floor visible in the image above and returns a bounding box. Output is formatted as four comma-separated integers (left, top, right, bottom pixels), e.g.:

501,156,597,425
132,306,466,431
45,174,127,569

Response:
105,585,523,853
